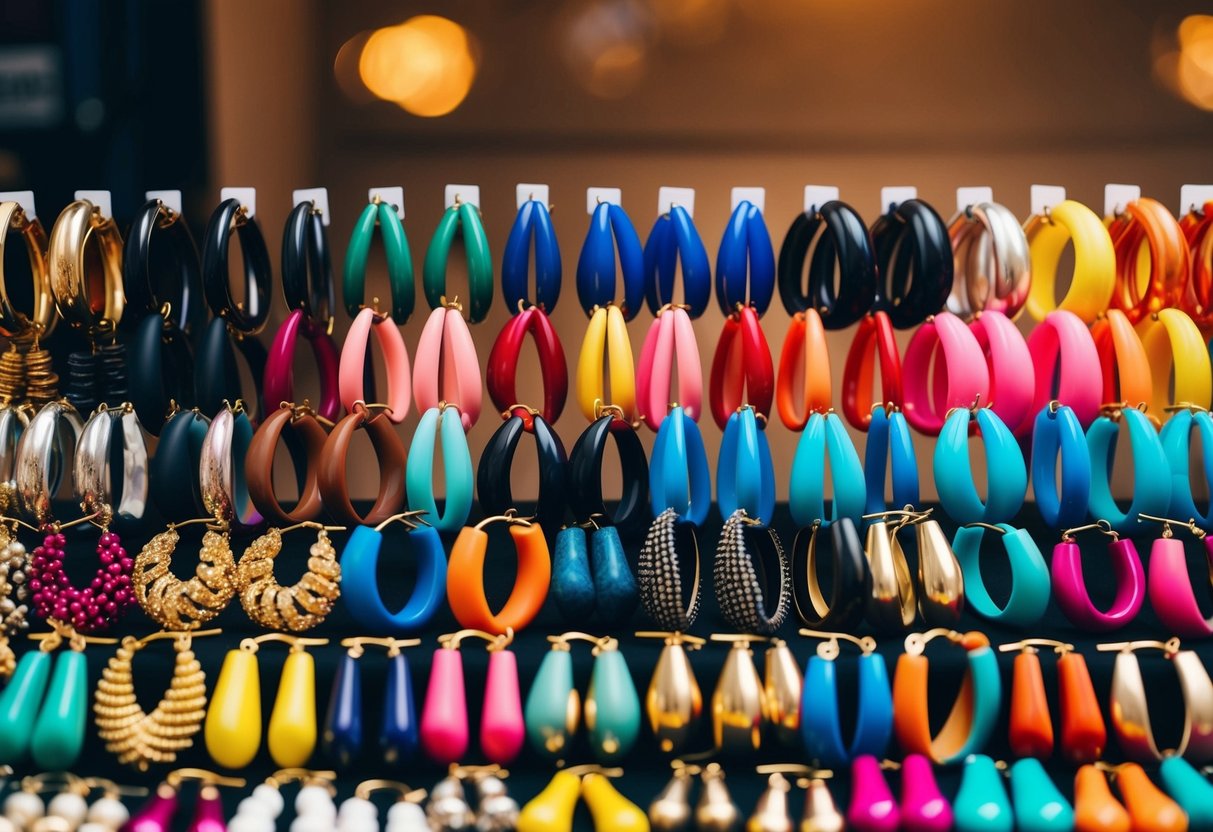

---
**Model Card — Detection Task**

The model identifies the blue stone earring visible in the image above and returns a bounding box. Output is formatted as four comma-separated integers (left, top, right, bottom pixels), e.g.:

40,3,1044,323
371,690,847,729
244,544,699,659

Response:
551,519,638,626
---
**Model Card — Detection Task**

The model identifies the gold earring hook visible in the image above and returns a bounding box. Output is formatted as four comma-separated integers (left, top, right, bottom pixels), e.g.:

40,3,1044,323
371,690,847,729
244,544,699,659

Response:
240,633,329,653
1096,637,1182,656
998,638,1074,654
166,769,246,789
354,779,426,802
1060,518,1118,541
439,627,514,651
798,628,878,657
340,636,421,657
634,631,707,649
373,509,431,532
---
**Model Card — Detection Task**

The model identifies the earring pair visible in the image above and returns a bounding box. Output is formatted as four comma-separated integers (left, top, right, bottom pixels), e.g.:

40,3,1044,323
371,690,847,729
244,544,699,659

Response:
525,632,641,764
552,518,638,626
323,636,422,768
954,756,1072,832
862,506,964,628
710,634,803,754
0,622,116,770
844,756,952,832
1074,762,1188,832
227,768,338,832
123,769,246,832
336,779,428,832
420,629,524,766
519,765,647,832
205,633,330,770
999,638,1105,763
2,774,144,832
423,766,519,832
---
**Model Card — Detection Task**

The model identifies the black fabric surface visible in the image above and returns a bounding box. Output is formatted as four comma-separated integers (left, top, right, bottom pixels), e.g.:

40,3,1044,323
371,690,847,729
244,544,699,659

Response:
16,501,1213,828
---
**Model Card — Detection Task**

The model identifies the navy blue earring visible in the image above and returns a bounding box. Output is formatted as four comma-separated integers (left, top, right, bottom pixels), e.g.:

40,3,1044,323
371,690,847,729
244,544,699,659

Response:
502,196,561,313
715,199,776,317
643,203,711,318
577,199,645,320
323,636,421,767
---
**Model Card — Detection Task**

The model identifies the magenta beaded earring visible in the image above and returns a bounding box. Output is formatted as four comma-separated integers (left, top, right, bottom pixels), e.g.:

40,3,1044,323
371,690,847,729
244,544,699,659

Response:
21,403,145,633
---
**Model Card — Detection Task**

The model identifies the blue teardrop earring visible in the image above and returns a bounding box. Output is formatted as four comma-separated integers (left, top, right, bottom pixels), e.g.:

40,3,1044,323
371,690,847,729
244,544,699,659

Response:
551,519,638,626
323,637,421,768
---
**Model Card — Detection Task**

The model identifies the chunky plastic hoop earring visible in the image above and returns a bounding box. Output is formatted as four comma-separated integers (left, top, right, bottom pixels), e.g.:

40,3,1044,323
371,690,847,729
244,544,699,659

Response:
1085,403,1169,533
1097,637,1213,763
576,303,637,425
477,408,567,528
413,301,481,430
406,403,473,533
423,199,493,324
776,309,832,430
717,405,776,527
1050,520,1145,632
339,511,446,636
643,203,710,318
864,405,919,516
343,194,414,324
245,401,329,525
577,200,645,320
933,404,1026,525
790,517,869,632
636,303,702,429
901,311,991,436
892,629,1002,765
998,638,1106,764
715,200,775,316
1141,514,1213,638
952,522,1050,627
708,304,774,429
487,305,568,430
789,410,865,529
1158,405,1213,528
1030,401,1091,529
419,628,523,766
797,630,892,768
447,513,551,635
842,310,904,431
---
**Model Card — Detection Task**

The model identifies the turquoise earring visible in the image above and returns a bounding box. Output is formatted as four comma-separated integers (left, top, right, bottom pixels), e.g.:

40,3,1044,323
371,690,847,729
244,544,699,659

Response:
551,522,638,626
954,755,1011,832
524,632,641,763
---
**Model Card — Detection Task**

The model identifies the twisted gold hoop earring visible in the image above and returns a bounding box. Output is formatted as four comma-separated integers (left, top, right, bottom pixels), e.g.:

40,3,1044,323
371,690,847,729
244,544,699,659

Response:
133,521,237,629
93,629,220,769
235,522,343,632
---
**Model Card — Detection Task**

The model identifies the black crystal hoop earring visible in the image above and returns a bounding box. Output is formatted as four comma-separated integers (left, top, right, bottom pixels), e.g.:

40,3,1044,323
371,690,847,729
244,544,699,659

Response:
713,508,791,636
637,507,702,632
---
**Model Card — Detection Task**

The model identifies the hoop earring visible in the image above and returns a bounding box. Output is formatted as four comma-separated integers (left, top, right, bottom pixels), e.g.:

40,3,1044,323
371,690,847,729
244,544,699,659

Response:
20,401,139,634
477,408,567,528
406,403,473,533
708,305,774,430
789,409,865,529
1050,521,1144,632
419,628,523,766
339,511,447,636
933,403,1026,525
447,513,551,636
525,632,641,764
344,192,414,324
424,197,493,324
717,405,776,528
245,401,330,524
1098,637,1213,763
635,632,705,756
637,303,703,429
1029,401,1091,528
715,509,790,636
1086,403,1169,533
893,629,1001,765
413,301,481,430
323,637,421,768
235,520,343,632
569,410,650,532
952,522,1050,627
93,628,220,769
998,638,1106,764
797,630,892,768
488,305,568,430
1158,406,1213,528
864,404,919,516
1140,514,1213,638
790,518,869,632
638,507,703,633
205,632,330,769
317,402,408,526
339,305,411,424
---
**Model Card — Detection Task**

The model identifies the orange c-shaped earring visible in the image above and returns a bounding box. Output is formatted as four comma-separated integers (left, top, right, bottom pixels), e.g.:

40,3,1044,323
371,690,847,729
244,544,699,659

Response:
446,513,551,636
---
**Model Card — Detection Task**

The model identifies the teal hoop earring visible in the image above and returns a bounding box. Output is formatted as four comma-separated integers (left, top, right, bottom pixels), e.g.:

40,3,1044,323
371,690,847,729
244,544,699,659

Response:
952,522,1050,627
406,403,473,533
1086,404,1169,534
934,404,1026,524
1159,405,1213,528
524,632,640,764
789,410,866,529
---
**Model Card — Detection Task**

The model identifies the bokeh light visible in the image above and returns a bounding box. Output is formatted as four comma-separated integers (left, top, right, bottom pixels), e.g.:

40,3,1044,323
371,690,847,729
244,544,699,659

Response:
559,0,655,99
357,15,477,117
1155,14,1213,111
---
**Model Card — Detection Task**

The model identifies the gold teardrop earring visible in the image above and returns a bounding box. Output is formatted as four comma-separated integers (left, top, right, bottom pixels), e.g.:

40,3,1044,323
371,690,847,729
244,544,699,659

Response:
636,632,705,755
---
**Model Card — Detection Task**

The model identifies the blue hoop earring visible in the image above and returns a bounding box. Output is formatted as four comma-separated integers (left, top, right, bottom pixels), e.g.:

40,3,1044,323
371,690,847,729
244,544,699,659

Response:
643,204,710,318
715,200,775,316
577,201,644,320
1030,402,1091,528
717,406,775,526
1159,406,1213,528
650,405,711,527
864,405,919,516
790,410,865,528
952,522,1050,627
339,515,447,635
798,631,892,768
1086,405,1169,534
406,404,473,533
934,406,1027,524
502,197,561,313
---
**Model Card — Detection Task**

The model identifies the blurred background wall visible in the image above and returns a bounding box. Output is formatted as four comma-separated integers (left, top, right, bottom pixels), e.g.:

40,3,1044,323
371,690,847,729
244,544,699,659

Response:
7,0,1213,501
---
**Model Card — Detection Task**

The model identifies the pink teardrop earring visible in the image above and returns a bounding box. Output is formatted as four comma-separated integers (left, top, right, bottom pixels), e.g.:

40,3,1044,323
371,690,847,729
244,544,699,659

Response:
127,770,245,832
420,628,522,765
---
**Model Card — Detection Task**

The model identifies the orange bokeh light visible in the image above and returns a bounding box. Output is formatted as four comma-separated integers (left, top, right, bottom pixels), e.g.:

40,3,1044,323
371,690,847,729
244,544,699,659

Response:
357,15,477,117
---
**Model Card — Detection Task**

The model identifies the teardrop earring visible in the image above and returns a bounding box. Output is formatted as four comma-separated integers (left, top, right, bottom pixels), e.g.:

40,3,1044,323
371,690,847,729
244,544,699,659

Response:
1008,758,1074,831
748,771,794,832
952,755,1010,832
14,622,117,771
647,763,696,832
420,628,523,766
797,768,844,832
323,637,421,768
524,632,641,764
204,633,329,770
709,635,768,754
999,638,1106,763
896,755,952,832
126,770,245,832
694,763,741,832
552,518,639,626
846,757,899,832
635,632,705,755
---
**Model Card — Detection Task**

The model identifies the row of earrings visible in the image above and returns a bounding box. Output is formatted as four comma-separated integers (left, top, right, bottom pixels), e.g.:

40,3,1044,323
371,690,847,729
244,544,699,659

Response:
1,773,141,832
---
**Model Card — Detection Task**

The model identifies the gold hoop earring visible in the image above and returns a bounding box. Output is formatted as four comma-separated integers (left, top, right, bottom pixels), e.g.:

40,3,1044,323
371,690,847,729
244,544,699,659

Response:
235,521,344,632
133,520,238,630
93,628,221,769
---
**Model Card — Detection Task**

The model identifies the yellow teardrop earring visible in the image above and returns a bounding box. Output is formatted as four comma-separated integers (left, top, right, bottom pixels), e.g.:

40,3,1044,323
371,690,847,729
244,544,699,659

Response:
204,633,329,770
